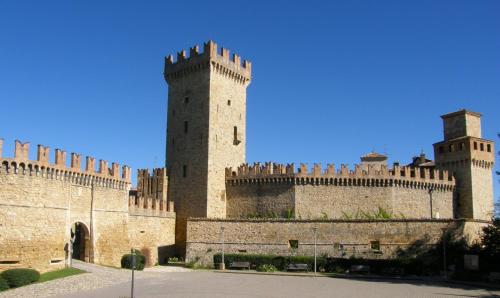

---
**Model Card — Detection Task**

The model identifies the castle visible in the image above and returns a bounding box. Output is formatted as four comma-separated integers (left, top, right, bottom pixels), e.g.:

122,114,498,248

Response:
0,41,495,272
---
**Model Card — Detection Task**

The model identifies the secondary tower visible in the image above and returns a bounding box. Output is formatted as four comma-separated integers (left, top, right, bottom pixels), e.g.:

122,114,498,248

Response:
433,110,495,220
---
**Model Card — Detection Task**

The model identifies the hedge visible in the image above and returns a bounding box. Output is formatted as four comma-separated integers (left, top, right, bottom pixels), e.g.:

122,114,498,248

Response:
325,257,435,275
1,268,40,288
121,251,146,271
213,254,326,271
0,276,9,292
213,253,439,275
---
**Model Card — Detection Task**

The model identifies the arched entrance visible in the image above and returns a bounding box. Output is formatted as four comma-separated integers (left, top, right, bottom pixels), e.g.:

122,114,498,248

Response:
71,222,91,262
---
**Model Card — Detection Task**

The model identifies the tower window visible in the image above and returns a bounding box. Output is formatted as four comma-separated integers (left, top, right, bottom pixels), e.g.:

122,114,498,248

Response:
439,146,444,154
172,109,176,116
473,142,478,150
184,121,188,133
227,100,231,106
184,97,189,104
487,144,491,152
448,144,453,152
182,165,187,178
459,142,465,151
480,143,484,151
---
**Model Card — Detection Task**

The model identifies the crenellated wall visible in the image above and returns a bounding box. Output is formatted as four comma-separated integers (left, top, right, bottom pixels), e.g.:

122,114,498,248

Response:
0,140,175,272
225,162,455,219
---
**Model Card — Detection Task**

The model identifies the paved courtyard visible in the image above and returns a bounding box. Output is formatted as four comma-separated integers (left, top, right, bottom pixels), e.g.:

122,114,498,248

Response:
1,262,498,298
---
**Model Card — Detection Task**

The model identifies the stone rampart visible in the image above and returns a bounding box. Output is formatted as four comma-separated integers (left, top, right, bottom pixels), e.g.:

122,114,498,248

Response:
0,139,175,272
225,162,455,219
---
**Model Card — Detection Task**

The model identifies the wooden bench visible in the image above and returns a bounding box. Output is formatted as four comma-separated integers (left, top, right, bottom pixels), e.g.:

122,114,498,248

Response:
229,261,250,270
349,265,370,274
489,272,500,283
286,263,309,272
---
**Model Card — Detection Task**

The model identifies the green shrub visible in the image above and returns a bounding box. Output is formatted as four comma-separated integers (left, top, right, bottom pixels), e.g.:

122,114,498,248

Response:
0,276,9,292
257,264,278,272
168,257,180,263
121,251,146,271
1,268,40,288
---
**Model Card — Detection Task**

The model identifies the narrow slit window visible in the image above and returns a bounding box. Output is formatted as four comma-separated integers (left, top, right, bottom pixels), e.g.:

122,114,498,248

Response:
233,126,241,145
183,165,187,178
184,97,189,104
184,121,188,133
227,100,231,106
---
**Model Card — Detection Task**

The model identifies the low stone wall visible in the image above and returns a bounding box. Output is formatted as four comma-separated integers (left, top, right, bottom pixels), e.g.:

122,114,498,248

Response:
185,218,487,265
129,213,176,266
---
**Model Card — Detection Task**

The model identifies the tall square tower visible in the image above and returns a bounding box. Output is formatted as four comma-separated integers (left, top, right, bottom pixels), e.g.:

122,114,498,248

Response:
433,110,495,220
164,41,251,252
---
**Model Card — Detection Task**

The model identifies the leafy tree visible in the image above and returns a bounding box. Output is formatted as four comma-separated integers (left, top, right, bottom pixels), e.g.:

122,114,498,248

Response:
481,218,500,255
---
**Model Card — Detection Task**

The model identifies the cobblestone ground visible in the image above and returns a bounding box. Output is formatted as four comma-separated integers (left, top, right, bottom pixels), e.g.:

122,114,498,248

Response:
0,261,190,298
1,262,499,298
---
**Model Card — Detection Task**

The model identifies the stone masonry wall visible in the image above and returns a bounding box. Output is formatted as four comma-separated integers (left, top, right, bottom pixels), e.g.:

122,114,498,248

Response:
186,218,487,265
226,163,455,219
0,142,176,273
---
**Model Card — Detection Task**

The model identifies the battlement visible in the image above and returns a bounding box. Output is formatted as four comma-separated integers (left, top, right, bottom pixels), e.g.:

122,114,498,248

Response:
226,162,455,191
133,167,173,214
164,40,251,84
0,139,131,189
128,193,174,218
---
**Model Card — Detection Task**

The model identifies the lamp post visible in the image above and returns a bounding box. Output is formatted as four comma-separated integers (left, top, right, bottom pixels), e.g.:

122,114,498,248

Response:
428,187,434,219
441,227,447,279
221,226,225,270
312,226,317,276
131,248,136,298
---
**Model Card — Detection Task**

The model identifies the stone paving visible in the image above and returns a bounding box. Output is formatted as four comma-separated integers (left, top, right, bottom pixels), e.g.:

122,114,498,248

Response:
0,261,190,298
1,261,499,298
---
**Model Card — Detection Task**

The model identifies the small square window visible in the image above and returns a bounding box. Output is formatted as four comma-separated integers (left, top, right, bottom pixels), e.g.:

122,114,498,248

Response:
370,240,380,251
288,240,299,249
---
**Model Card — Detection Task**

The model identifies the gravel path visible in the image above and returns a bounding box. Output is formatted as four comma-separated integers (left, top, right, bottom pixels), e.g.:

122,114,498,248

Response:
0,261,191,298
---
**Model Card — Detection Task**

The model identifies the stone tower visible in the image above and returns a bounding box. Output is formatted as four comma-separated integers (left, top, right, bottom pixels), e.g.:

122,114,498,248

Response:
433,110,495,220
164,41,251,253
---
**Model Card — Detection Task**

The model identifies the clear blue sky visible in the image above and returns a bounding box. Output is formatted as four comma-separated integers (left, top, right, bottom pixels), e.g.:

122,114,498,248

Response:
0,0,499,201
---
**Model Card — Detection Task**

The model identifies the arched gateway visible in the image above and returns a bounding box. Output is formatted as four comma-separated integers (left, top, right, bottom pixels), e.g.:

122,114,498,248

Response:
71,222,91,262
